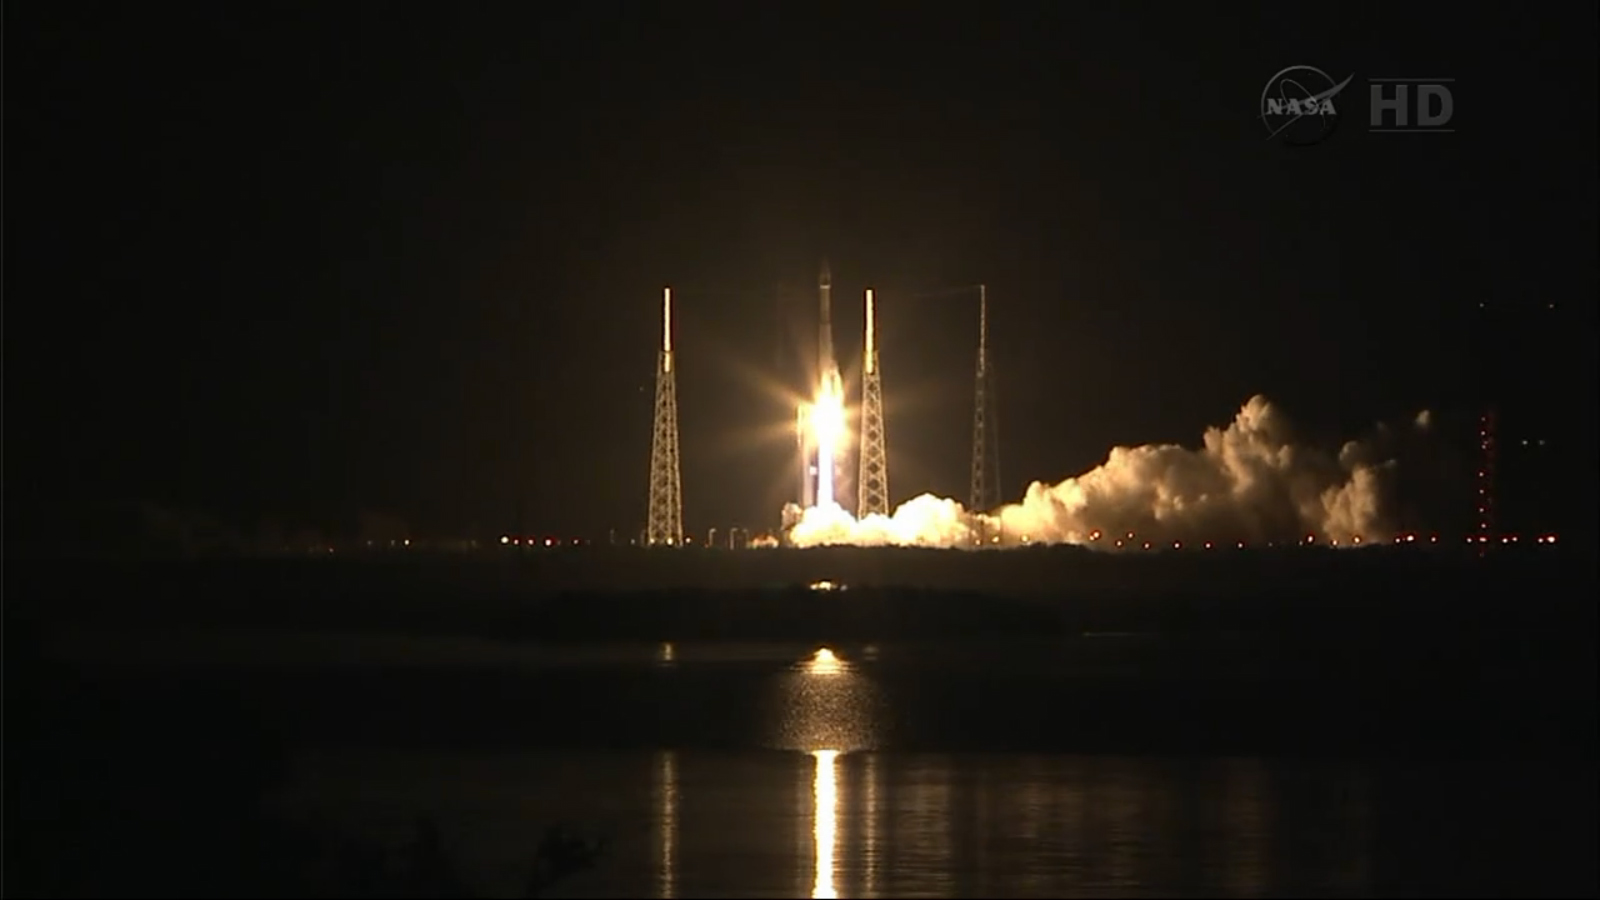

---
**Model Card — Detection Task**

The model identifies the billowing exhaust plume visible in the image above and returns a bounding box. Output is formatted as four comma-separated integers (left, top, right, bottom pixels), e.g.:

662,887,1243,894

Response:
786,395,1433,549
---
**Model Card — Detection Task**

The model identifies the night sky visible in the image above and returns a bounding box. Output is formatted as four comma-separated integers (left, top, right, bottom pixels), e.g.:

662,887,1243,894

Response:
16,5,1597,542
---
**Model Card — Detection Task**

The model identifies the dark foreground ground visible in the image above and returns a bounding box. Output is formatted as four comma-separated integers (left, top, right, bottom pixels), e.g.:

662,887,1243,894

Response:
6,546,1597,897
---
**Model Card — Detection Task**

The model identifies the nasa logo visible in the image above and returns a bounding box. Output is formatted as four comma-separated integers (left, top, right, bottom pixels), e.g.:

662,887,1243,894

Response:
1259,65,1355,147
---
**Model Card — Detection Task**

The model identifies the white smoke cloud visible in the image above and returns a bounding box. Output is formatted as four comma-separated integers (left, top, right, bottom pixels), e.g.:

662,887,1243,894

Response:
787,395,1432,550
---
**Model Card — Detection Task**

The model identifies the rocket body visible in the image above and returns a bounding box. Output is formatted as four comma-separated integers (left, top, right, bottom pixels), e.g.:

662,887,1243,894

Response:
798,259,845,512
816,260,843,409
818,259,834,379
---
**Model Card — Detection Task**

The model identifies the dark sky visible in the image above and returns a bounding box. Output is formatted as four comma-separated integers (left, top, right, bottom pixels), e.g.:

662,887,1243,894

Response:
16,5,1598,540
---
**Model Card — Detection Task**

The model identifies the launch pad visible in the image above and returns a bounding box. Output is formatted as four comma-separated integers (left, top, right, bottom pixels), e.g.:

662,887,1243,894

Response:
639,263,1446,553
649,260,999,547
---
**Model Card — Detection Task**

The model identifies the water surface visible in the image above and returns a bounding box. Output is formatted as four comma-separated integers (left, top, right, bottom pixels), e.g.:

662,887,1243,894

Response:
49,631,1599,898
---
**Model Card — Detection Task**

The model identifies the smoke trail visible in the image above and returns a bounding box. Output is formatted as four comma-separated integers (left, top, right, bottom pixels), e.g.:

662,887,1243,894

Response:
787,395,1432,549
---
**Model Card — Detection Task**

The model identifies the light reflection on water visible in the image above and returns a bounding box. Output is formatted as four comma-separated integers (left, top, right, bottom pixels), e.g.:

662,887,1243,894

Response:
246,643,1588,898
1221,758,1270,897
50,630,890,670
769,646,882,754
276,746,1387,899
655,751,676,899
811,750,838,899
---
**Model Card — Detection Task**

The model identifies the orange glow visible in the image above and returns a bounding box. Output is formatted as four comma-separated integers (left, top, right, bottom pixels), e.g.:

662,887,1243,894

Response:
806,647,844,676
809,372,848,508
662,287,672,363
864,289,876,374
812,379,846,455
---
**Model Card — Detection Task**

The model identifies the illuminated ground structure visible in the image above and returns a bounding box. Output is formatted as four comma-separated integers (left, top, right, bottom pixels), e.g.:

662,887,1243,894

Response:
646,287,683,546
857,289,890,519
969,285,1001,543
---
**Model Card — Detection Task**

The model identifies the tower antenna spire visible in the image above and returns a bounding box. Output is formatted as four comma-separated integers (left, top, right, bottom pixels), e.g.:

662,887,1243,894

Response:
647,287,684,546
858,288,890,519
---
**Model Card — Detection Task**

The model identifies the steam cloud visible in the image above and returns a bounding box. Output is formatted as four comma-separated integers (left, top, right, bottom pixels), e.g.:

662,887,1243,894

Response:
787,395,1432,549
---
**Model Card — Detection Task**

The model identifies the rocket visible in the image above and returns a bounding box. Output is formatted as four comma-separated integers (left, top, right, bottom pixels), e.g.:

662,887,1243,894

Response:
817,259,842,410
799,259,844,512
818,258,835,377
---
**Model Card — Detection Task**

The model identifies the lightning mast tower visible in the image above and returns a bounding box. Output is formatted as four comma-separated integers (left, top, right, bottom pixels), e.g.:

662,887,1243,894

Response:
1476,408,1496,540
970,284,1002,516
647,287,684,546
857,288,890,518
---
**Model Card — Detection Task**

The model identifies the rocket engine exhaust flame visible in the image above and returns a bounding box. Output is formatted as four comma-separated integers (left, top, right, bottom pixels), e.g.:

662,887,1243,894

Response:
812,375,846,508
786,395,1434,550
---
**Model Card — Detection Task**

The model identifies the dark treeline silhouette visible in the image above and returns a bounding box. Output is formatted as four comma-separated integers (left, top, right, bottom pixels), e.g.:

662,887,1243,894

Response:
4,619,603,898
8,499,420,561
11,543,1595,642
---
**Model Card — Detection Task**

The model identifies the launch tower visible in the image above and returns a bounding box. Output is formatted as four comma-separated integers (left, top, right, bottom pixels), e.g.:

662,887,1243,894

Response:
1476,408,1496,538
647,287,684,546
970,284,1002,515
857,288,890,518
